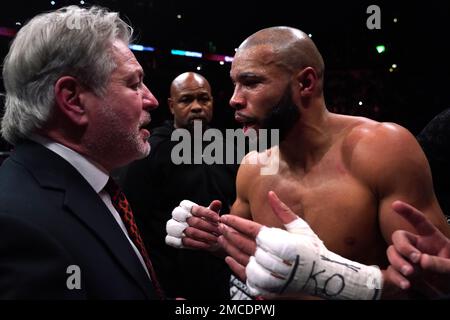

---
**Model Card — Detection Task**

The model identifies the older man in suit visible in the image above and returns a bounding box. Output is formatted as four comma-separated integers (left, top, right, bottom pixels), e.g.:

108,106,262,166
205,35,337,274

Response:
0,6,161,299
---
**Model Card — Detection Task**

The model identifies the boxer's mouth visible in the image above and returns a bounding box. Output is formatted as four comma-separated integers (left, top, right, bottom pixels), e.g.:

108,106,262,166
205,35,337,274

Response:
235,113,258,133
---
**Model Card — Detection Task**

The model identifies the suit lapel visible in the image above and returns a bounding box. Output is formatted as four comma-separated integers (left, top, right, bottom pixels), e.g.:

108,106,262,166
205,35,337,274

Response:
63,182,157,299
12,141,157,299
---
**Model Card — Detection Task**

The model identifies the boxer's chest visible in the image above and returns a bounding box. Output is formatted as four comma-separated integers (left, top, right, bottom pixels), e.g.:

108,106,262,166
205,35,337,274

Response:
247,158,382,261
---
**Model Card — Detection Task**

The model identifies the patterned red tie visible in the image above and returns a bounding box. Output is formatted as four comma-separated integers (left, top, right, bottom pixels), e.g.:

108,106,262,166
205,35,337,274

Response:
105,178,165,300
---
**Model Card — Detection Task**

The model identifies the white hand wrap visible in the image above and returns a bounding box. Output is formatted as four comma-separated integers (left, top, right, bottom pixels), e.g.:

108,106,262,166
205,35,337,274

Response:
165,200,198,248
246,218,383,300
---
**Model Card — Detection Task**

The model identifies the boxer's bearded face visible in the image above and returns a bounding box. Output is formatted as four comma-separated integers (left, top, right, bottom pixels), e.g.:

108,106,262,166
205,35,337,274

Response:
261,86,300,142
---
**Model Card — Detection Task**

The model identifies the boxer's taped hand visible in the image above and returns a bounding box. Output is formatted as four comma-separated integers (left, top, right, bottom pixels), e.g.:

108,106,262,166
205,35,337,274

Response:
165,200,198,248
246,218,383,300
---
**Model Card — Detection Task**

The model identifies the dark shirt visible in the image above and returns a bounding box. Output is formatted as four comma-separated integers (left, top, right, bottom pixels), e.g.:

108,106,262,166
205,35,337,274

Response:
122,120,238,299
417,108,450,219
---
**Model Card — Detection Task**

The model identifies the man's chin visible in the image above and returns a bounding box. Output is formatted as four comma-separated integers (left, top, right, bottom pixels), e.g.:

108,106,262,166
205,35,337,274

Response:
135,141,151,159
187,119,209,131
189,118,207,124
243,124,260,135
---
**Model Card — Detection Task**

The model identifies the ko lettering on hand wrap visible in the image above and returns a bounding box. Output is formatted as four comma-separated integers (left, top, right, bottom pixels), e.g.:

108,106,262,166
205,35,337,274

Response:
165,200,198,248
246,218,383,300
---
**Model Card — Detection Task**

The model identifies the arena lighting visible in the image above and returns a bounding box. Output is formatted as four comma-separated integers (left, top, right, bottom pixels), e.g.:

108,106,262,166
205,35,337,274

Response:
204,53,226,62
171,49,202,58
128,42,234,63
204,53,234,63
376,45,386,54
129,44,155,52
0,27,17,37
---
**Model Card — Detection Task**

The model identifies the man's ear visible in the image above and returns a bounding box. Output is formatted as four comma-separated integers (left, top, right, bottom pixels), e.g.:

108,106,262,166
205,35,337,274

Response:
54,76,88,126
295,67,318,98
167,98,175,115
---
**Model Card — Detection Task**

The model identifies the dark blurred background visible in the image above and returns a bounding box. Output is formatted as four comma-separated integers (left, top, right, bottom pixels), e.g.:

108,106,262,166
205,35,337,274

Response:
1,0,449,153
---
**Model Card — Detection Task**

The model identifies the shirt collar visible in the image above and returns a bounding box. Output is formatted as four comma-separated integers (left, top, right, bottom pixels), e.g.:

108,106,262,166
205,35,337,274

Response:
30,135,109,193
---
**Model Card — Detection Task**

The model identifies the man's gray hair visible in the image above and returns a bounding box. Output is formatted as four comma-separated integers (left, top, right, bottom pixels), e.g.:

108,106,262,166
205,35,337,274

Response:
1,5,133,144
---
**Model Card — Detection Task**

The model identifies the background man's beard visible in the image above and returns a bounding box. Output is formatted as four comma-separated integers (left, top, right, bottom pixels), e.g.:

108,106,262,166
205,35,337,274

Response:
261,87,300,143
186,118,210,132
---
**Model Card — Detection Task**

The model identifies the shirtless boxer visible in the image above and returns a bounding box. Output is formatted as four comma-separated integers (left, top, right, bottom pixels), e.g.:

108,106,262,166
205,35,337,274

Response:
166,26,450,299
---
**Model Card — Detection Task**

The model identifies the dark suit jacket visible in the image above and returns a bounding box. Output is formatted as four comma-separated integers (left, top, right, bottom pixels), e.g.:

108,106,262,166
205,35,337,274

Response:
0,140,159,299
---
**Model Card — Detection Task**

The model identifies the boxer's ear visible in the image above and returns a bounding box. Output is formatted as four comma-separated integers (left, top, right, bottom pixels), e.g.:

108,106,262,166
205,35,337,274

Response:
168,98,175,115
295,67,318,98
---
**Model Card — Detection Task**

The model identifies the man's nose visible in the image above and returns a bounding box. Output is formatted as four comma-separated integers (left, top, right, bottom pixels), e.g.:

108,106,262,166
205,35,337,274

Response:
190,100,203,113
142,84,159,111
229,87,245,110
